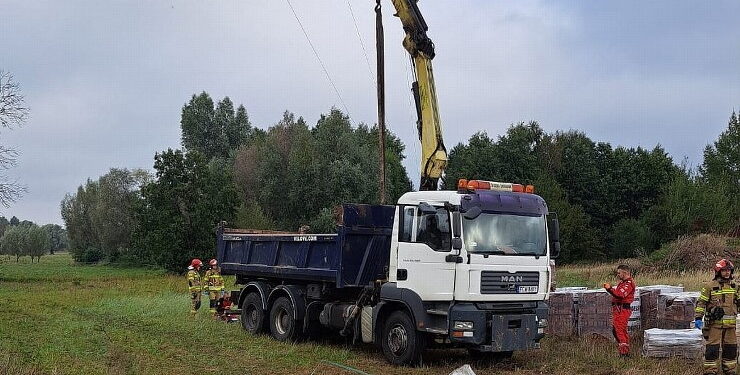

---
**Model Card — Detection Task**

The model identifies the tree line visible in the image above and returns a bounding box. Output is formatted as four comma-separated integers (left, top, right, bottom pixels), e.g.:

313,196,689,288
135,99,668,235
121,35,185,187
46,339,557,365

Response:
446,113,739,262
0,216,66,262
60,90,740,270
61,93,411,271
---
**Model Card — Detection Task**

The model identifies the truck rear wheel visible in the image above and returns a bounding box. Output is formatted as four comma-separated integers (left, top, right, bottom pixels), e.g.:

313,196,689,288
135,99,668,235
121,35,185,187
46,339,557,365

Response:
269,296,297,342
241,292,265,334
381,310,425,366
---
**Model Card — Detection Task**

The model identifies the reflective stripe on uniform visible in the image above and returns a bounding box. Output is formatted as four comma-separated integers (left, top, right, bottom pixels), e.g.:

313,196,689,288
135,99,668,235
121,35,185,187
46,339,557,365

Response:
696,307,706,313
710,289,736,296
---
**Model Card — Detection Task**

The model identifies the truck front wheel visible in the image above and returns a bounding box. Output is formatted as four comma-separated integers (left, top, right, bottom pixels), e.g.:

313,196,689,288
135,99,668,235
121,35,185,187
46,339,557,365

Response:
269,296,297,342
241,292,265,334
381,311,425,366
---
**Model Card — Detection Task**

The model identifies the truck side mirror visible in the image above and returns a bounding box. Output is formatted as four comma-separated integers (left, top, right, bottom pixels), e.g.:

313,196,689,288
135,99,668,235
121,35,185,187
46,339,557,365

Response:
452,237,462,250
547,213,560,259
462,206,482,220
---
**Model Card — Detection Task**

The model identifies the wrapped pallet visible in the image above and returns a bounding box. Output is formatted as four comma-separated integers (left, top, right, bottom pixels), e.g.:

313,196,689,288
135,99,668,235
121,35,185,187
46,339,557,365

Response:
639,285,685,330
547,291,577,336
657,292,700,329
577,290,614,340
642,328,704,359
628,297,642,334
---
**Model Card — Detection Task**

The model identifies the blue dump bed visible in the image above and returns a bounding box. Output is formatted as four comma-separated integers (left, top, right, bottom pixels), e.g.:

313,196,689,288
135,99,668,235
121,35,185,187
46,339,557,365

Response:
218,204,395,288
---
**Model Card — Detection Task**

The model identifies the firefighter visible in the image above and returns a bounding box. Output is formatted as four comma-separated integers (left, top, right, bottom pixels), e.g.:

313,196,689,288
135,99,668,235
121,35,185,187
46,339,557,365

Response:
603,264,636,357
187,258,203,314
695,259,740,375
204,259,225,315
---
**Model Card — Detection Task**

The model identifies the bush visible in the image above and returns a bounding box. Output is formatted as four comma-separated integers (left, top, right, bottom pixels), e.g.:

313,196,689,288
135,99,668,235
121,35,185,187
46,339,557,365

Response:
76,247,105,263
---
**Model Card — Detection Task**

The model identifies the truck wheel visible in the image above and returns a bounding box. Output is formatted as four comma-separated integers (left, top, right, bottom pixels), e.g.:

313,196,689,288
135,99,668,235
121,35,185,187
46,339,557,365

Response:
381,311,425,366
241,292,265,334
269,296,297,342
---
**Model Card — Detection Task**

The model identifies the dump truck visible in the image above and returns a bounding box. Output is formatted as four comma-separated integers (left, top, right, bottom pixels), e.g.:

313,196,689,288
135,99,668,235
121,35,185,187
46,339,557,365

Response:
217,180,560,365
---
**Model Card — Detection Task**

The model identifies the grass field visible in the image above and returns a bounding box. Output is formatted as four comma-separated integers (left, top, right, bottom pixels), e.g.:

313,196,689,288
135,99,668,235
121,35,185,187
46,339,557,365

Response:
0,254,704,375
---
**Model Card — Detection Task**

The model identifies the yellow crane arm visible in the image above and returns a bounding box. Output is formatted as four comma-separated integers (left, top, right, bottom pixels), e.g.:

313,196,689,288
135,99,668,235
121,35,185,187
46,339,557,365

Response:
390,0,447,191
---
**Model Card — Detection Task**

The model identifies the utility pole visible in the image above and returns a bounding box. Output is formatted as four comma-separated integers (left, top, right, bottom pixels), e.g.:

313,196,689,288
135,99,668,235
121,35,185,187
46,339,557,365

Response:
375,0,386,204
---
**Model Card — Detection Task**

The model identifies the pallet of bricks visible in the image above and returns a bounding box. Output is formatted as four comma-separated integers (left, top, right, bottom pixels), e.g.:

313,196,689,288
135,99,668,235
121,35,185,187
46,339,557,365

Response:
640,285,704,359
639,285,685,330
577,290,614,340
657,292,700,329
547,287,586,336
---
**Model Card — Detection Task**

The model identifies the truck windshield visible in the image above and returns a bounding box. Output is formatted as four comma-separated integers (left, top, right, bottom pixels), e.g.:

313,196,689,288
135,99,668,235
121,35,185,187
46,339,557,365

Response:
462,213,547,256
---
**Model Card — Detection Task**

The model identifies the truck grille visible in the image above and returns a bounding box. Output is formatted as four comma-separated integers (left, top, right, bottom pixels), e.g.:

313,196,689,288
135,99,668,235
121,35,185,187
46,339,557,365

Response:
480,271,539,294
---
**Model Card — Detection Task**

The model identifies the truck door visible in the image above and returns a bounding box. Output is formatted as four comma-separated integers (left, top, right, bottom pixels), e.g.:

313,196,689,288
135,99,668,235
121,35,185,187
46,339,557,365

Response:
395,205,456,301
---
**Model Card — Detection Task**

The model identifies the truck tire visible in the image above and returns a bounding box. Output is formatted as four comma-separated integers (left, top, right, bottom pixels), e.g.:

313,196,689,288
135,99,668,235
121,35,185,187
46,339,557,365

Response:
241,292,265,334
381,310,425,366
269,296,298,342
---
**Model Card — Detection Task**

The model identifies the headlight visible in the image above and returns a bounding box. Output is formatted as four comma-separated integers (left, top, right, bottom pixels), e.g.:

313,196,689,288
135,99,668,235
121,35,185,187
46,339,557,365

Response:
453,321,474,330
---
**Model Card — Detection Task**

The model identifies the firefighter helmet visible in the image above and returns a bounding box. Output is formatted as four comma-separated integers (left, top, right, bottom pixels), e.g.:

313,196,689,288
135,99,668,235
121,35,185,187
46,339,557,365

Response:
714,258,734,273
209,259,218,266
190,258,202,268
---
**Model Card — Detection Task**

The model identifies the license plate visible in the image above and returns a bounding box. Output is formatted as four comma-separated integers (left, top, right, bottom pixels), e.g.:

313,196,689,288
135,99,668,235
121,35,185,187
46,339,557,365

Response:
518,286,538,293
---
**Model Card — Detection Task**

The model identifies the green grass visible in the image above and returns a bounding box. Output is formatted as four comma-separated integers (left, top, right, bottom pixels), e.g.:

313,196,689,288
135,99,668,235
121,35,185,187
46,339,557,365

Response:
0,254,703,374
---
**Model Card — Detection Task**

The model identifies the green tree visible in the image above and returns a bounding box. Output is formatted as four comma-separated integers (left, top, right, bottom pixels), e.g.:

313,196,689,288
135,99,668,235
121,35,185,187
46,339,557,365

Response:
60,169,146,262
25,225,50,263
1,225,25,261
701,111,740,225
181,92,222,159
41,224,67,254
233,109,412,232
133,149,238,272
0,216,8,238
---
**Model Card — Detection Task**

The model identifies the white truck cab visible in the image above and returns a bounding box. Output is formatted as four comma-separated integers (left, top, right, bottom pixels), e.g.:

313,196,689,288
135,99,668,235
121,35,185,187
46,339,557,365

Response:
377,179,559,361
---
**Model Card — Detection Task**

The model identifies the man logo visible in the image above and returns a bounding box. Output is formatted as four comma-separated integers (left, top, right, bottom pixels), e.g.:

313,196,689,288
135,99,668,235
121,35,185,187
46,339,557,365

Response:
501,275,523,283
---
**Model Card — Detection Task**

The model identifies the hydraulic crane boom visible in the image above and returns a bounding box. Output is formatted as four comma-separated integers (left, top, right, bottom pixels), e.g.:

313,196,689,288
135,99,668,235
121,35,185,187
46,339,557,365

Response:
390,0,447,191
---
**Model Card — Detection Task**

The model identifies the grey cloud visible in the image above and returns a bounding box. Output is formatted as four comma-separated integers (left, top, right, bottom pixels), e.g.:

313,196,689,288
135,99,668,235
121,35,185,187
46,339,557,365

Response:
1,0,738,224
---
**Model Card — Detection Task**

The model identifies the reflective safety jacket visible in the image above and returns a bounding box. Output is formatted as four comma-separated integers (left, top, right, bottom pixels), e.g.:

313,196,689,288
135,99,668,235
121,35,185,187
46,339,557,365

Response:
695,278,740,328
187,269,202,293
205,268,225,292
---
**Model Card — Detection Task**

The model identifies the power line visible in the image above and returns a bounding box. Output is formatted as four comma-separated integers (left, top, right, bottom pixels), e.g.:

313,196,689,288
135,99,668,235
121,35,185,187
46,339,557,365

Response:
346,0,376,86
285,0,351,117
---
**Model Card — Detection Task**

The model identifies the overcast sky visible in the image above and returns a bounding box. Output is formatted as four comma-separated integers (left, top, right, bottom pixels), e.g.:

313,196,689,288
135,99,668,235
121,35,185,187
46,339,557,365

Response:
1,0,739,225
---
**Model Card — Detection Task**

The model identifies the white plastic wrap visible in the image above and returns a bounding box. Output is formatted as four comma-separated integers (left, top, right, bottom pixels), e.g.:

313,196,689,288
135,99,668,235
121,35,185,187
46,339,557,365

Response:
449,364,476,375
642,328,704,359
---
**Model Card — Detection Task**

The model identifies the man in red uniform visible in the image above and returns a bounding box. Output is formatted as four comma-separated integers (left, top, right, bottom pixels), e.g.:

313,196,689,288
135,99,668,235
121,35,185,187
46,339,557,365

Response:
603,264,636,356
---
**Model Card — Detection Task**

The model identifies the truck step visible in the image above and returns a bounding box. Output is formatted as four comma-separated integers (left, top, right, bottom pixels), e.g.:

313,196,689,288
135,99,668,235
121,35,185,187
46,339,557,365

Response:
426,309,448,316
425,328,448,335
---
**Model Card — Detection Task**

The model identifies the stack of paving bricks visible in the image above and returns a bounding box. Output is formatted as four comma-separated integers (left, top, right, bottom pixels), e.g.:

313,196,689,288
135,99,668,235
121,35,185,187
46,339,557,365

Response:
577,290,614,340
639,285,685,330
657,292,700,329
546,291,576,336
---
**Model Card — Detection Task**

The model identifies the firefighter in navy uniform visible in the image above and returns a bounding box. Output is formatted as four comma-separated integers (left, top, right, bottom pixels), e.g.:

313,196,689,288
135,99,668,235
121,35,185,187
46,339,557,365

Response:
603,264,636,356
695,259,740,375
